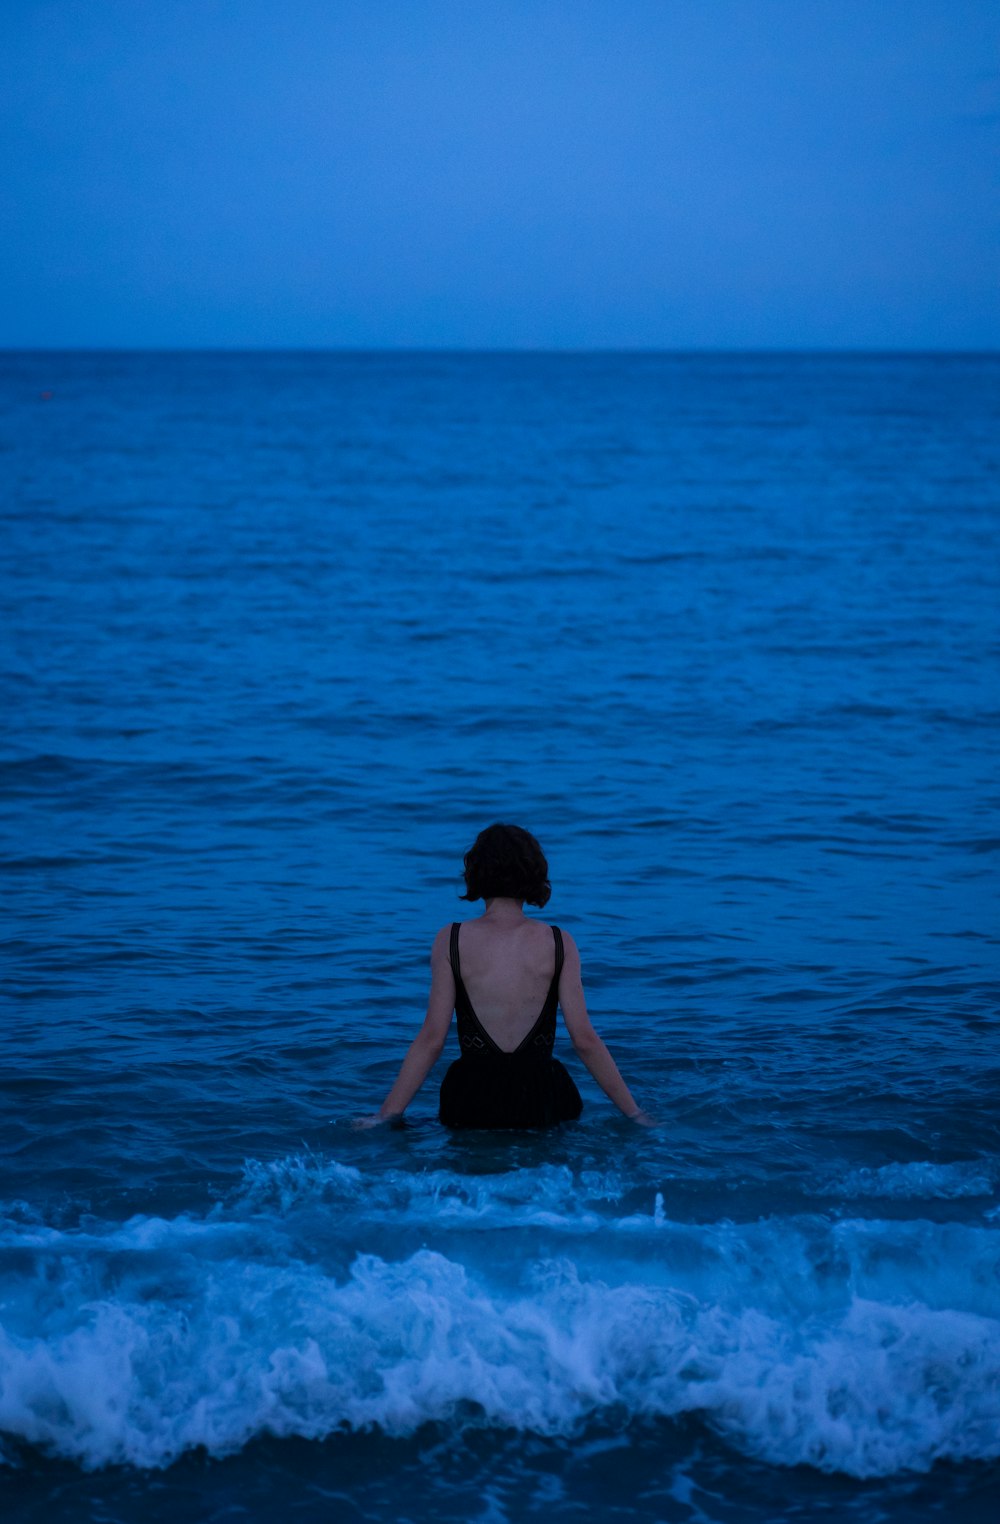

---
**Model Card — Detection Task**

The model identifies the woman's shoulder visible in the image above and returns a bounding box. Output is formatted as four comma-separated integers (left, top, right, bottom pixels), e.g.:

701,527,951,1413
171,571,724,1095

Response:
546,925,581,982
556,923,577,943
430,923,456,963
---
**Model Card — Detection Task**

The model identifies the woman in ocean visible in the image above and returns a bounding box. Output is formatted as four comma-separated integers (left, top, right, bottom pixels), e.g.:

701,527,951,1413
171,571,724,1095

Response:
360,823,651,1128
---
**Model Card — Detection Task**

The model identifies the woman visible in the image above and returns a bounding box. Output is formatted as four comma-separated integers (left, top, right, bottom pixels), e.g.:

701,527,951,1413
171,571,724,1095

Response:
360,823,650,1129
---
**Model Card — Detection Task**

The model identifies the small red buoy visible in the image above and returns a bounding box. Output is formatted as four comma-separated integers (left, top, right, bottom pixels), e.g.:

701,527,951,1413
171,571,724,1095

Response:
40,390,53,400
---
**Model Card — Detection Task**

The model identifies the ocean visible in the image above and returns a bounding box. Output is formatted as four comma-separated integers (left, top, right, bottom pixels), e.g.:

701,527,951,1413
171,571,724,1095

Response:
1,351,998,1522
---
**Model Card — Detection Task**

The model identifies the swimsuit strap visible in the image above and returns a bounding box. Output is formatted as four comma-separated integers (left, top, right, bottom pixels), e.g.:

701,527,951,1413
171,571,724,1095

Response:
450,921,478,1027
551,925,564,990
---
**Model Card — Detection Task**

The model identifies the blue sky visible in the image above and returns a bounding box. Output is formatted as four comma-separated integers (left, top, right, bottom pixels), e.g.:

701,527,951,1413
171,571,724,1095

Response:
2,0,997,348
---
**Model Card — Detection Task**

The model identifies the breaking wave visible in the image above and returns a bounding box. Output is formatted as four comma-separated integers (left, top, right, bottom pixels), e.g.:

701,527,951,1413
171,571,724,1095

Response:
1,1156,998,1478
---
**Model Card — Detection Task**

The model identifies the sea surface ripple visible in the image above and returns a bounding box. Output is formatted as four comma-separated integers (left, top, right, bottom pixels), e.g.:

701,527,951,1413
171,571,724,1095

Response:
1,352,998,1523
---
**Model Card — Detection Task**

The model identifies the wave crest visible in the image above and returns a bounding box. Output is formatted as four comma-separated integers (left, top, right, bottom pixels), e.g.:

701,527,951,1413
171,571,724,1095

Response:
1,1160,999,1477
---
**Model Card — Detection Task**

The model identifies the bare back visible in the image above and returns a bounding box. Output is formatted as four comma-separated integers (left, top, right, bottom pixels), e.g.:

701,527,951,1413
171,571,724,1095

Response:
454,917,558,1053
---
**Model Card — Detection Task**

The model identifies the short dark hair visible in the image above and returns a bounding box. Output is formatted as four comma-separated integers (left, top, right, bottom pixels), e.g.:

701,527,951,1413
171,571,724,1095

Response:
460,823,551,908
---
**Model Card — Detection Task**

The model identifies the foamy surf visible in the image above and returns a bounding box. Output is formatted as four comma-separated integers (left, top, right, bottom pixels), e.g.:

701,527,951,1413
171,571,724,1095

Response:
1,1157,998,1479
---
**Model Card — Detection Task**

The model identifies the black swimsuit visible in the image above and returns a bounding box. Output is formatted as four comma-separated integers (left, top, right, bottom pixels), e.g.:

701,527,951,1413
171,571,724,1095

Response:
438,922,583,1129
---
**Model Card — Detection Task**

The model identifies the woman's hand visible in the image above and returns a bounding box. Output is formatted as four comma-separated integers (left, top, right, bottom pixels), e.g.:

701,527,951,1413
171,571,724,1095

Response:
626,1107,657,1127
351,1111,401,1130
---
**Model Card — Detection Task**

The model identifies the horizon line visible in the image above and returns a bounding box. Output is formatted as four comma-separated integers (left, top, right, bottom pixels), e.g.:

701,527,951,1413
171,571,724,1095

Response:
2,344,998,358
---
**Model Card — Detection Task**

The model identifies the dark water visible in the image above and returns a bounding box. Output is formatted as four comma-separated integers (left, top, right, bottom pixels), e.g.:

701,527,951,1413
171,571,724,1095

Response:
1,351,998,1522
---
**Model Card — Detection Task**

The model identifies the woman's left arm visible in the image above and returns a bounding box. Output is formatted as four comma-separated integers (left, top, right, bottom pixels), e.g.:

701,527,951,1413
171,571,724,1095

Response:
357,925,455,1125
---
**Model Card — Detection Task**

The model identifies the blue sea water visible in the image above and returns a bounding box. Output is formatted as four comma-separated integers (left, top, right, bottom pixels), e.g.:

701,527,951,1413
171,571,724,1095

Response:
1,351,999,1523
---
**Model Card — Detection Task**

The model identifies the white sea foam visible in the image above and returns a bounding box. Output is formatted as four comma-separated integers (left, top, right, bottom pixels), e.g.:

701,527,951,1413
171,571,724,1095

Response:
832,1159,999,1202
1,1163,998,1478
236,1154,627,1232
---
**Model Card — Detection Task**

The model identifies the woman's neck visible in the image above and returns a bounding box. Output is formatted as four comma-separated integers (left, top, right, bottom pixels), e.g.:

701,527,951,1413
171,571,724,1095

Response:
481,897,526,924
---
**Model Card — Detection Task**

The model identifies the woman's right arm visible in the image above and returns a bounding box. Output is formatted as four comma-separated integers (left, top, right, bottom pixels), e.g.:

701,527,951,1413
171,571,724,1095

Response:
558,930,652,1122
